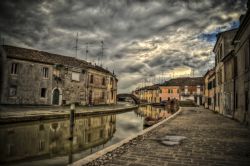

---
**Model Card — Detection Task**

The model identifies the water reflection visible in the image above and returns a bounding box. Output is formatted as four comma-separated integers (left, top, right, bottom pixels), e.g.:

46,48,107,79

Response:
0,105,174,166
0,115,116,165
135,105,173,127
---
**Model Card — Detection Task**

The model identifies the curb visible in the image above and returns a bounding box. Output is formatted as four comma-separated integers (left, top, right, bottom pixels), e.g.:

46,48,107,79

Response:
0,105,138,124
70,107,183,166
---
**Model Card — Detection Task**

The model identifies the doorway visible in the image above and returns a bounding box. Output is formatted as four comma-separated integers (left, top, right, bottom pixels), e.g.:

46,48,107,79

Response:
52,89,60,105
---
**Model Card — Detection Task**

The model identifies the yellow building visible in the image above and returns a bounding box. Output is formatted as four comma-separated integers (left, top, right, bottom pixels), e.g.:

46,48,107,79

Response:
204,68,215,110
134,85,160,103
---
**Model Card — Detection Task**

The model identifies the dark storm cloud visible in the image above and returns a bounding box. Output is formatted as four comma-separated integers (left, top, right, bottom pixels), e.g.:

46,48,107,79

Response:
0,0,247,92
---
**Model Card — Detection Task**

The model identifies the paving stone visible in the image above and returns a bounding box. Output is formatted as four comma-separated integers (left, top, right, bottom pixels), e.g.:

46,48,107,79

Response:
89,107,250,166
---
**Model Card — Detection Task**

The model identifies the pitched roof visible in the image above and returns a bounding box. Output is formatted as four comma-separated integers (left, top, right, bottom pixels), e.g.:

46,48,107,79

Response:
233,9,250,43
203,68,215,78
2,45,114,76
161,77,203,86
213,28,238,53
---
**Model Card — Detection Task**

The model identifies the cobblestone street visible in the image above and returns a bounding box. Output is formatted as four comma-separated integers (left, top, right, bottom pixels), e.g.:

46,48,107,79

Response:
101,107,250,166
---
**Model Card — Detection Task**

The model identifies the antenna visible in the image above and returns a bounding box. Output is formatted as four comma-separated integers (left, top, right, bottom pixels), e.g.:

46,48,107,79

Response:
74,32,78,58
86,43,88,61
100,41,104,66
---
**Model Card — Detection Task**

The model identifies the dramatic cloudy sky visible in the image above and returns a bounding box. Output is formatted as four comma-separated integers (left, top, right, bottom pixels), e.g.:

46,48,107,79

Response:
0,0,247,93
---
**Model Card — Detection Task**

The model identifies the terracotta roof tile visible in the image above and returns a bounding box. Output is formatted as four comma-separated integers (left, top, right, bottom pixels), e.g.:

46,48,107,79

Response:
3,45,114,75
161,77,203,86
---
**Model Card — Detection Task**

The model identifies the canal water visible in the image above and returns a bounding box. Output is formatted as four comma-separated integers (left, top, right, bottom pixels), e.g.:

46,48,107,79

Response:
0,105,175,166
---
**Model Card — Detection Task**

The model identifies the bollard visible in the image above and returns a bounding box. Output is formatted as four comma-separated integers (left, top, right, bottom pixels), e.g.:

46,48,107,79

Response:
70,103,75,127
69,103,75,140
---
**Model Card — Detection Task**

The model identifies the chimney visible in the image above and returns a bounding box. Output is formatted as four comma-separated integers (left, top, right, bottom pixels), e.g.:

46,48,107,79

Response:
239,14,245,24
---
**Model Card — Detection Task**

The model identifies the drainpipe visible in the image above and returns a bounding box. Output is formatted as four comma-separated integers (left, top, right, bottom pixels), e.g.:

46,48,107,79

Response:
0,45,7,104
232,54,236,119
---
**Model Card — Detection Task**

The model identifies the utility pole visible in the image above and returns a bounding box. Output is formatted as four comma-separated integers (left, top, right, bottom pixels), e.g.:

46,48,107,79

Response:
74,33,79,58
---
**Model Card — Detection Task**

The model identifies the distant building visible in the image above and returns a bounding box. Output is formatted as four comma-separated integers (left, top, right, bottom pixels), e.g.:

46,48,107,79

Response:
133,85,160,103
0,45,118,106
133,77,203,105
232,8,250,124
158,85,180,101
160,77,203,105
204,68,216,110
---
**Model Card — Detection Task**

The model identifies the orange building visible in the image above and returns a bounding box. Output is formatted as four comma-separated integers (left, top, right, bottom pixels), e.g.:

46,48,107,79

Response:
159,86,180,101
160,77,204,105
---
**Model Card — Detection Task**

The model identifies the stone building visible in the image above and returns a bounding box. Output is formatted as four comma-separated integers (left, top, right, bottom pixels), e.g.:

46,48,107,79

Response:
232,7,250,124
213,29,238,114
204,68,216,110
0,45,118,106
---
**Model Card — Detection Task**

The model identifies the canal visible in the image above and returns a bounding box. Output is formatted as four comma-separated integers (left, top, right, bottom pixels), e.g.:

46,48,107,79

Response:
0,105,176,166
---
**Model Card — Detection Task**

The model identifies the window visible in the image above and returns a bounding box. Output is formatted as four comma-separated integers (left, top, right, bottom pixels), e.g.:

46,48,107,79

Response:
72,72,80,81
90,75,94,83
39,124,44,131
110,77,113,85
42,67,49,78
41,88,47,98
208,81,213,90
219,44,223,59
11,63,18,74
87,133,91,142
102,91,105,99
111,91,114,99
102,77,106,85
177,89,179,93
7,144,14,156
218,93,220,106
100,130,104,138
88,118,91,127
208,98,211,105
39,140,45,151
9,86,17,97
168,89,171,93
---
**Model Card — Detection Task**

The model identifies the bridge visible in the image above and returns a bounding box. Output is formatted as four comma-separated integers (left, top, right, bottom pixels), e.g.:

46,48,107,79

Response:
117,93,140,104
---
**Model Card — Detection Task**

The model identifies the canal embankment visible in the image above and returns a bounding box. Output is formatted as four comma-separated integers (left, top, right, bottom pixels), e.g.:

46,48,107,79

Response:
0,103,138,124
